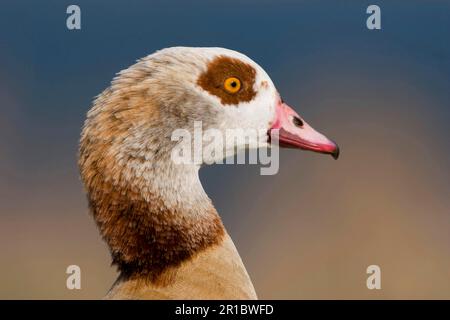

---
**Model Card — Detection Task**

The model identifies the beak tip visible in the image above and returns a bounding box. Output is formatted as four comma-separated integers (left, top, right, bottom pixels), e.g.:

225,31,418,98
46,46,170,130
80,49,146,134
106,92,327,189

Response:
331,145,340,160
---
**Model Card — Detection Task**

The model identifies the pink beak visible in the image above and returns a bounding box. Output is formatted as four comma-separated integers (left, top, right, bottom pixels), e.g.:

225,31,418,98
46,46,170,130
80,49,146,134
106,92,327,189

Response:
269,99,340,159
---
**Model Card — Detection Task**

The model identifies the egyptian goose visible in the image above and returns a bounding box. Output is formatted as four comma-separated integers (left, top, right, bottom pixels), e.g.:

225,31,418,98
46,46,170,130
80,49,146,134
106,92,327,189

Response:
78,47,339,299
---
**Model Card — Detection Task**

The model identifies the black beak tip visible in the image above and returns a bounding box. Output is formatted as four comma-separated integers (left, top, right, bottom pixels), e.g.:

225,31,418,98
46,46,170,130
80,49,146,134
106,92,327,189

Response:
331,144,340,160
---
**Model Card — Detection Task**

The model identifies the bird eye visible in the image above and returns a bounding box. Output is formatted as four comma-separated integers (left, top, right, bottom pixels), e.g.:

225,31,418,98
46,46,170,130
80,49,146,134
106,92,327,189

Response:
223,77,241,94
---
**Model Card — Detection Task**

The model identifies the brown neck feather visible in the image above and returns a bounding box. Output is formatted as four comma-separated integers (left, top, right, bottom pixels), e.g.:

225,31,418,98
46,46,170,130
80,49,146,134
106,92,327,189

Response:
78,62,226,284
85,169,225,283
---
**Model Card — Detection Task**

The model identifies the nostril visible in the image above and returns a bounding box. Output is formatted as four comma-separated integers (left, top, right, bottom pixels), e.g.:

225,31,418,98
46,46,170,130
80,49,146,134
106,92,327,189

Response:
293,116,304,128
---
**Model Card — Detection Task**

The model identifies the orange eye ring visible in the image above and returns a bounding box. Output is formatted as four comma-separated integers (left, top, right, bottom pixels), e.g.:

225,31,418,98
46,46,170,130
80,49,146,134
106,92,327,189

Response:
224,77,241,94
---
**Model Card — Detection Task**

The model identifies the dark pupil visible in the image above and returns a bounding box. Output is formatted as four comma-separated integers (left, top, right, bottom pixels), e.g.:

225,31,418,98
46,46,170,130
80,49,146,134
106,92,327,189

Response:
231,81,237,88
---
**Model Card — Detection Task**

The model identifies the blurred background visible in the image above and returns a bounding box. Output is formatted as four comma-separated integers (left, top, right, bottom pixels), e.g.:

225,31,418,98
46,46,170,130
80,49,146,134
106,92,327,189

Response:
0,0,449,299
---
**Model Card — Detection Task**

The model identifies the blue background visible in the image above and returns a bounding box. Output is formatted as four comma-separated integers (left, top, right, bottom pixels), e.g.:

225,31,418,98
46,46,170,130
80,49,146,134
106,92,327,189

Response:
0,0,449,298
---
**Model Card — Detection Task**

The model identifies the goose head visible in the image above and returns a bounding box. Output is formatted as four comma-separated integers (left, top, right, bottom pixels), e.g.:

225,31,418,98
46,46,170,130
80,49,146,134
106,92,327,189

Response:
130,47,339,163
78,47,339,283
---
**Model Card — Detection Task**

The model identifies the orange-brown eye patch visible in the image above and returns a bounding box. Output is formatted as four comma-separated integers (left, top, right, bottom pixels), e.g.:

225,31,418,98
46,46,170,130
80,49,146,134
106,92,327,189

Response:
197,56,257,105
